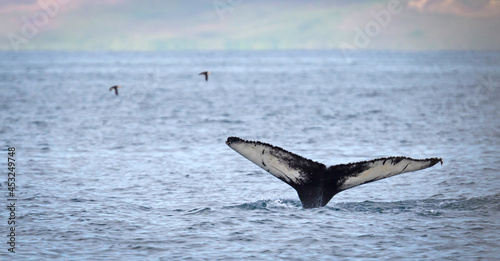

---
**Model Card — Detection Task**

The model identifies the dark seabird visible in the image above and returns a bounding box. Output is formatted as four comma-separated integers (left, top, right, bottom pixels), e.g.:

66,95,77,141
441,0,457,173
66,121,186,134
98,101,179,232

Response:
199,71,211,81
109,85,121,96
226,137,443,208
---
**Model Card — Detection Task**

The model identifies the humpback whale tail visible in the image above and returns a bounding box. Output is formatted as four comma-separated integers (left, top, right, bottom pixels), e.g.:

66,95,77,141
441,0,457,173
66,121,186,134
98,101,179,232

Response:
225,137,443,208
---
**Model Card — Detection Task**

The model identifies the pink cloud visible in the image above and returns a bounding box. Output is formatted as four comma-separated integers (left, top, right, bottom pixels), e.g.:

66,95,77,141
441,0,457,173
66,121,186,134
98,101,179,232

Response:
0,0,126,13
408,0,500,17
0,0,37,8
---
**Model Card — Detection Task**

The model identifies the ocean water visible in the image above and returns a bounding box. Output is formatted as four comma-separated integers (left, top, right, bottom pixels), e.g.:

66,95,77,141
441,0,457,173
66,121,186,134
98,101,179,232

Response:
0,50,499,260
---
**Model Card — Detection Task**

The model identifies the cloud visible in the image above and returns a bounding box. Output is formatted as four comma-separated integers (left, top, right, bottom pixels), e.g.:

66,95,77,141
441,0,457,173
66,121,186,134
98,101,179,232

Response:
0,0,37,8
0,0,499,51
0,0,38,14
408,0,500,17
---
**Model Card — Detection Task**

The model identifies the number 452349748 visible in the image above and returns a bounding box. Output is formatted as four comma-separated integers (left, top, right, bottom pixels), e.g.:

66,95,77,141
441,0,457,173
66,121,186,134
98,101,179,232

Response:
8,147,15,197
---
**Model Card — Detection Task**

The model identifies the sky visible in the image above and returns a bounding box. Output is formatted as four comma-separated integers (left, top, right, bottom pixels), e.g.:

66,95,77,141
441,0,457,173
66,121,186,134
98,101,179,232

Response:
1,0,499,51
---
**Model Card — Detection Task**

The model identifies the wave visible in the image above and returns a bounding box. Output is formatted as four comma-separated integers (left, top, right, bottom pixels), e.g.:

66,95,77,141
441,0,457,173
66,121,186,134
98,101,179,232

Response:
226,199,302,211
328,193,500,215
224,194,500,214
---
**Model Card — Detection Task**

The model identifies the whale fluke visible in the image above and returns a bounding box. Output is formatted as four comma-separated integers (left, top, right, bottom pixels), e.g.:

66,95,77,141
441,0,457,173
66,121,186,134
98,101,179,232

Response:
225,137,443,208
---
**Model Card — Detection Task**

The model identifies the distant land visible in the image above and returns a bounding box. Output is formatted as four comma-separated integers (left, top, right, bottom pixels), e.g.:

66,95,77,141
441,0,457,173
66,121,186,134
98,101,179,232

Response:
1,0,499,51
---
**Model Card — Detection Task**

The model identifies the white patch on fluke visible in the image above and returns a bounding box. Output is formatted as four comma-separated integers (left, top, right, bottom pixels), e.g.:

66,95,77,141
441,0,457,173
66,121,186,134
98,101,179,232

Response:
227,141,305,184
340,158,434,191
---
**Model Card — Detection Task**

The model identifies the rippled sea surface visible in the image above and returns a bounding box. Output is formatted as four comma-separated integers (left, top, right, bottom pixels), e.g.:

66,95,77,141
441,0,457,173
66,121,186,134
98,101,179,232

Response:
1,50,499,260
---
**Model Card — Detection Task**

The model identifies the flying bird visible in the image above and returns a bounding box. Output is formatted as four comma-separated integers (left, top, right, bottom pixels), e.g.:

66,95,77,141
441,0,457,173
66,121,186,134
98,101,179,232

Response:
226,137,443,208
109,85,121,96
199,71,211,81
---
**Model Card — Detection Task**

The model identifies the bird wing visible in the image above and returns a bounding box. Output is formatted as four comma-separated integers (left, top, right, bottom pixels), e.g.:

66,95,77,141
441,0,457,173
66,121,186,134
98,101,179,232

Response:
109,86,119,95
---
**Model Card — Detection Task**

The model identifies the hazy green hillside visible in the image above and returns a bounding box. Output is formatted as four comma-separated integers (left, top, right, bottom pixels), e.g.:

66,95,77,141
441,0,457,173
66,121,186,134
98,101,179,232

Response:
1,0,499,51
